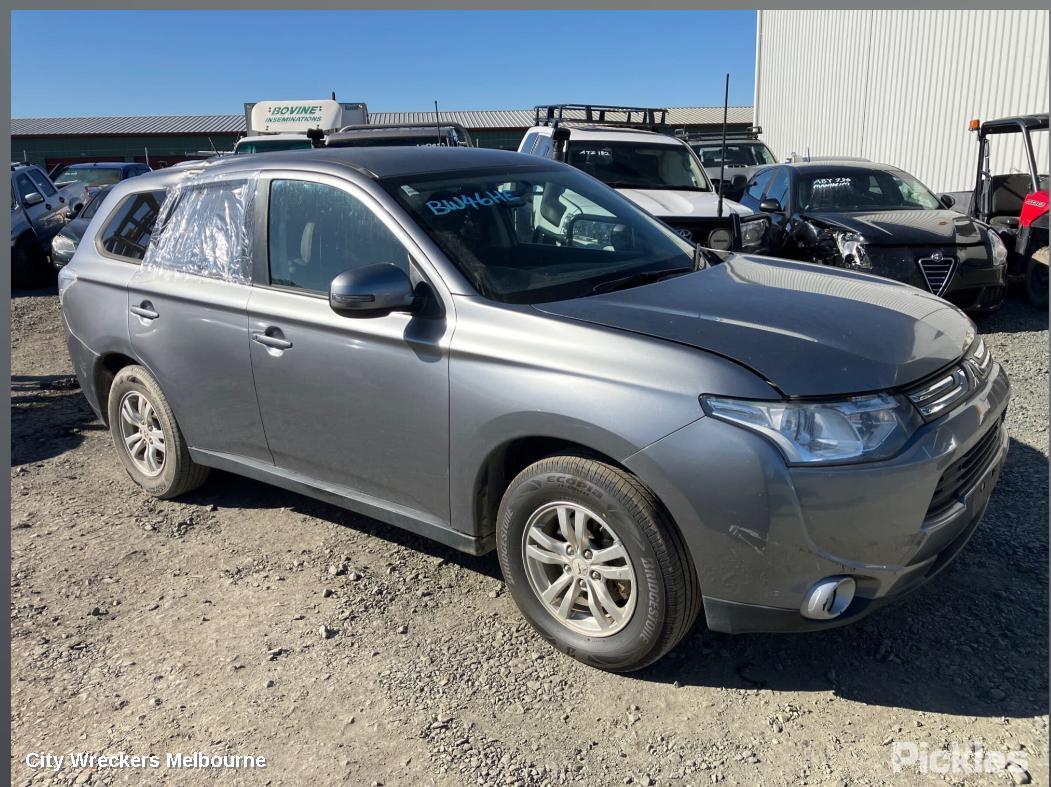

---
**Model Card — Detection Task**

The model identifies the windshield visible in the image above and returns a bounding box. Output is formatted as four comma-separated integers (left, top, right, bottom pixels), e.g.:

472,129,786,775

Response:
797,169,943,212
695,142,776,168
53,167,123,188
384,165,695,304
566,141,711,191
329,134,452,148
235,138,313,154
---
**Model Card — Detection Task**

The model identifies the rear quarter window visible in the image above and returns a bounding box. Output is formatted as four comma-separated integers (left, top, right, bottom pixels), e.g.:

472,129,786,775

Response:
98,190,167,262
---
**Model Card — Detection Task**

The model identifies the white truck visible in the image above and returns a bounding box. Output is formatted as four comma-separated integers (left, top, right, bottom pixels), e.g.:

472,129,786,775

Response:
233,99,368,155
518,105,767,253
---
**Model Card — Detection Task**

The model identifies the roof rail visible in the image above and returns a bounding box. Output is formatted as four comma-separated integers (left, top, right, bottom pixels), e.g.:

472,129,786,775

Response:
675,125,763,143
534,104,668,130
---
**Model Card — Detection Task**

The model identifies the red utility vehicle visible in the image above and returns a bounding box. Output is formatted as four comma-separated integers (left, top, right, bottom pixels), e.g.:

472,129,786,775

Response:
964,113,1048,308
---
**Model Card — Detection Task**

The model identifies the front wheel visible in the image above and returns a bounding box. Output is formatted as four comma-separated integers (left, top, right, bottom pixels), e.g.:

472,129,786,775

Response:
496,454,700,672
107,365,209,498
1025,246,1048,309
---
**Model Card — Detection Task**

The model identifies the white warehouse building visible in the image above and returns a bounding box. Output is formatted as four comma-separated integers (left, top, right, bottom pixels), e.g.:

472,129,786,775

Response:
753,10,1049,192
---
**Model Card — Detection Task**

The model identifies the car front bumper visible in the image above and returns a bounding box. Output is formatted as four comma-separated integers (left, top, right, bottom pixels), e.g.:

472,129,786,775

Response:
624,361,1011,634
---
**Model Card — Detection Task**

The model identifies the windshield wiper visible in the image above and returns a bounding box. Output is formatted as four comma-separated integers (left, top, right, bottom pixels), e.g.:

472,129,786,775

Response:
591,266,694,295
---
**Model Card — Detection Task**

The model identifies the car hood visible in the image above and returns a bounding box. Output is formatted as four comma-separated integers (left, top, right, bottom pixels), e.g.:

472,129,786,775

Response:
58,218,90,243
534,255,973,397
616,189,751,218
802,209,985,246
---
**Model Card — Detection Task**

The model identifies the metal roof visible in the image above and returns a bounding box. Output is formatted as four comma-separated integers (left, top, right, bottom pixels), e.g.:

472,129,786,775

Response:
13,106,753,137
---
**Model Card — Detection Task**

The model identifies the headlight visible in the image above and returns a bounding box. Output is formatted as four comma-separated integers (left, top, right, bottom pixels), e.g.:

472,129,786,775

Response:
834,231,871,269
739,216,768,252
707,227,733,250
51,234,76,255
987,229,1007,267
701,393,921,465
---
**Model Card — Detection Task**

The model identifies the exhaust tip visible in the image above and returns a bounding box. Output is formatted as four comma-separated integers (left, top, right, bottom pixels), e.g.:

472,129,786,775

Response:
801,576,856,620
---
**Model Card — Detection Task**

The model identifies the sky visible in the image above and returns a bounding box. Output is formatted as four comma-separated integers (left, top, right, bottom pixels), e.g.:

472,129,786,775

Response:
11,10,757,117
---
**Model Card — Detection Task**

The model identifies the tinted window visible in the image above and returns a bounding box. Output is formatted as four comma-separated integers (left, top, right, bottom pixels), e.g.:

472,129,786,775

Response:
14,173,36,203
268,180,409,293
80,189,110,220
743,169,775,203
100,190,166,261
26,168,57,197
695,143,776,168
765,169,790,208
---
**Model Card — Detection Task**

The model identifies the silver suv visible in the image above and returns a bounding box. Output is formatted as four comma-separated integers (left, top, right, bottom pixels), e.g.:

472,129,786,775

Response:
60,147,1010,671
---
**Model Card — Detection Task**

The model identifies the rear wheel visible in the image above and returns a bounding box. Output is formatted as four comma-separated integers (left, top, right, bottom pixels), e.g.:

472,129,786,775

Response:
496,454,700,672
1025,246,1048,309
107,365,209,498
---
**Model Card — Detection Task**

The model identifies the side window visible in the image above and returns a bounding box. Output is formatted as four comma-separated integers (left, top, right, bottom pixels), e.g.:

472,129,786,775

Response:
740,169,775,209
26,168,57,198
519,131,539,155
99,190,166,261
144,179,254,280
14,174,36,203
532,135,554,159
267,179,409,293
765,169,790,208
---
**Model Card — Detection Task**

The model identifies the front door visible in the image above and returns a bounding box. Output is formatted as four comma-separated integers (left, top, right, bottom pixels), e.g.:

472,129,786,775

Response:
247,175,452,526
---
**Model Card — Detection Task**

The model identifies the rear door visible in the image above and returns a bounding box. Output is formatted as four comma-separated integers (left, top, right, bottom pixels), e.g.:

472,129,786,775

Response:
247,173,452,525
13,172,57,241
127,178,272,464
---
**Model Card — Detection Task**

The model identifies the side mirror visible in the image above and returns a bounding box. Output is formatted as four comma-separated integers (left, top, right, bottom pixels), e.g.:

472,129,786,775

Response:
759,197,783,213
67,203,83,219
938,193,956,208
23,192,44,207
329,263,416,318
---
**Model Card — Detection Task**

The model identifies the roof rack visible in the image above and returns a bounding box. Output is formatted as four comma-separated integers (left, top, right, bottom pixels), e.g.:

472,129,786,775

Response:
534,104,668,130
675,125,763,143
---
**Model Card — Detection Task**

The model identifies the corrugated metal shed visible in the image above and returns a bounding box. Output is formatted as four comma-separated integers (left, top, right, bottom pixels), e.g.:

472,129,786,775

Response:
754,10,1049,191
14,106,753,137
13,115,246,136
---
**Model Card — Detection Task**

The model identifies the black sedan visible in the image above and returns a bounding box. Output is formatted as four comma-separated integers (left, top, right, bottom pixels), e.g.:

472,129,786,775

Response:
738,161,1007,313
50,185,113,269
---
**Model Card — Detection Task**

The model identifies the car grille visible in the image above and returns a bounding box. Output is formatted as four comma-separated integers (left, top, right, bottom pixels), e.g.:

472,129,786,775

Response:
917,255,957,295
926,418,1004,519
906,337,992,421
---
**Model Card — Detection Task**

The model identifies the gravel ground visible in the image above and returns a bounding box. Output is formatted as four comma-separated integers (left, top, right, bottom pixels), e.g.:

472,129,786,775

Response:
9,287,1049,787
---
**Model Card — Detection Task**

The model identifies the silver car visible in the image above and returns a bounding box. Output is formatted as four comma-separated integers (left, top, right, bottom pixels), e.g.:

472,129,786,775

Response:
59,148,1010,671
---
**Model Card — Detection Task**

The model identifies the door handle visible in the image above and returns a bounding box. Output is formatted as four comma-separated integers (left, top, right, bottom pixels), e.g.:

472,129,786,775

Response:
252,331,293,351
130,302,159,320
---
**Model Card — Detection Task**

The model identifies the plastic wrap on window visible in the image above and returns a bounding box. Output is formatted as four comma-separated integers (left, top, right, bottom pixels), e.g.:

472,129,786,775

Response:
143,173,256,283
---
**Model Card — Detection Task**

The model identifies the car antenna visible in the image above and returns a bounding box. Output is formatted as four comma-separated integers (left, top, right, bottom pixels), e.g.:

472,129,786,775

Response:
208,137,218,156
434,99,443,146
144,147,150,168
717,73,729,219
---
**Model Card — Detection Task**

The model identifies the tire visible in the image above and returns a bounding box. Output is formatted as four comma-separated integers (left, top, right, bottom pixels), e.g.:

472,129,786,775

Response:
106,365,209,499
496,454,700,672
1025,246,1048,309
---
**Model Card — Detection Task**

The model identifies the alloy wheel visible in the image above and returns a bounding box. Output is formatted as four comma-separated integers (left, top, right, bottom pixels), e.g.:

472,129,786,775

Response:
118,391,166,477
522,501,637,637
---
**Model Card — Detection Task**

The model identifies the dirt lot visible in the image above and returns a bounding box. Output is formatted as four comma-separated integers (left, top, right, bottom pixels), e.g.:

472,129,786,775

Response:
9,287,1049,787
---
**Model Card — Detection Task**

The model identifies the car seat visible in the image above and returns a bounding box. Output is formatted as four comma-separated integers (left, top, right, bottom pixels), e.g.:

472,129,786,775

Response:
988,173,1030,230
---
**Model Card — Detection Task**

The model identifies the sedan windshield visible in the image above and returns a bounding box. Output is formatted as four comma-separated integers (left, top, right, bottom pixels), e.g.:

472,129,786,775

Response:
695,143,777,168
53,167,123,188
796,169,943,212
384,165,696,304
566,141,711,191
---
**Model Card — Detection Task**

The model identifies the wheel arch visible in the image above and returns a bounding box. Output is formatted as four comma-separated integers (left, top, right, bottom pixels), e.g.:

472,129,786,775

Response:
93,352,140,425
